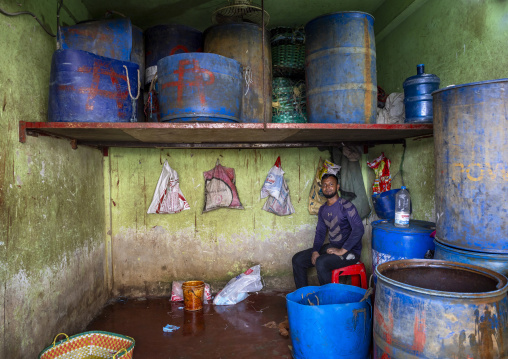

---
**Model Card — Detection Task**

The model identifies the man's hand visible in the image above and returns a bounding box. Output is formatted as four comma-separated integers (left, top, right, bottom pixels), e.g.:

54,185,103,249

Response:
326,247,348,256
311,251,320,265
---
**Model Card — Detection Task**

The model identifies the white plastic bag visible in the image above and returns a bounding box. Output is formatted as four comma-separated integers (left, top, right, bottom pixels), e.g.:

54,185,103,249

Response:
261,157,284,200
262,176,295,216
148,161,190,214
376,93,405,124
213,265,263,306
261,157,295,216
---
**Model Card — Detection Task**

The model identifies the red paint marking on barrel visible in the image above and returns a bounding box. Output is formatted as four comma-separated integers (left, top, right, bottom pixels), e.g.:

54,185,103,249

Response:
170,45,190,55
66,28,110,42
161,59,215,106
411,310,426,354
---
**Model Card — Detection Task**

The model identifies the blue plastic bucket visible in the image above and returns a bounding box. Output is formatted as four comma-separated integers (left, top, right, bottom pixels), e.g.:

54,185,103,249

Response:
374,259,508,358
59,19,133,62
434,238,508,276
305,12,377,123
371,220,435,284
286,283,372,359
144,25,203,86
157,53,242,122
372,189,398,219
433,79,508,253
48,49,140,123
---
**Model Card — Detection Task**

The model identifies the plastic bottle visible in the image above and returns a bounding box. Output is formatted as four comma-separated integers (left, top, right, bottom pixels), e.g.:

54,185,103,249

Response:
394,186,411,227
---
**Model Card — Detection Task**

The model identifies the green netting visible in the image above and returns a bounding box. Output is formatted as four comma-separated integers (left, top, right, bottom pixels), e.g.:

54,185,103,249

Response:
272,77,307,123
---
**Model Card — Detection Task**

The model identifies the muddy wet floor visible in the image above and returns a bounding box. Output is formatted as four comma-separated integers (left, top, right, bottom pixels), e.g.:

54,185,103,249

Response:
86,291,292,359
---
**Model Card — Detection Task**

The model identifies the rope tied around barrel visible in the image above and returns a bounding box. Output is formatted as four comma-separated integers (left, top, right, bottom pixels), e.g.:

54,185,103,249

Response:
243,66,253,96
123,65,141,100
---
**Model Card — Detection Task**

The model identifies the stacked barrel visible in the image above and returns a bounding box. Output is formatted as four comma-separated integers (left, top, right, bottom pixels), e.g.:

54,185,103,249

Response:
432,80,508,275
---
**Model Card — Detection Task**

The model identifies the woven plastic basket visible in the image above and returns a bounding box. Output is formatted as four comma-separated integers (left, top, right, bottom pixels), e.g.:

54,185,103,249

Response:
38,331,135,359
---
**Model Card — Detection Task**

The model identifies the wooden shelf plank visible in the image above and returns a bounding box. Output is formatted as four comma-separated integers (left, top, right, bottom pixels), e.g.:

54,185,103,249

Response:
20,121,433,147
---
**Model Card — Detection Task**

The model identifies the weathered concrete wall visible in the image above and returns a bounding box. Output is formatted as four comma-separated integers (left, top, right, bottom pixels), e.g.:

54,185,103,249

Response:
108,147,358,294
0,1,107,357
371,0,508,226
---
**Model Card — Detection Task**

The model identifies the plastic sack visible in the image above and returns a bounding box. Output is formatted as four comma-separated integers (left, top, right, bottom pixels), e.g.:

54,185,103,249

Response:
261,157,295,216
148,161,190,214
171,281,212,303
367,152,392,194
308,158,341,215
376,93,405,124
203,160,244,213
213,265,263,306
261,156,284,200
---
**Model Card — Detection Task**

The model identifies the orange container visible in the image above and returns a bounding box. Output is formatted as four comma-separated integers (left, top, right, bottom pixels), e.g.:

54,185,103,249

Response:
182,280,205,311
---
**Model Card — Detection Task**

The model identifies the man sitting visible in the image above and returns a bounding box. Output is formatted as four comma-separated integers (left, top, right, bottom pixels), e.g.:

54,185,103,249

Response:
292,173,364,288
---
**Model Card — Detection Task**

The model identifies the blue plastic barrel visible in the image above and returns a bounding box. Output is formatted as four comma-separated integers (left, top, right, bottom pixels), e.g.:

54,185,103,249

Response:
157,53,242,122
433,79,508,253
374,259,508,358
305,12,377,124
286,283,372,359
372,220,435,283
59,19,132,62
403,64,440,123
434,239,508,276
48,49,140,123
144,25,203,86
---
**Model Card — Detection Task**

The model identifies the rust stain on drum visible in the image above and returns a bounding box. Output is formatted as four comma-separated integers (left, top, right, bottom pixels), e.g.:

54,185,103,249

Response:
363,18,373,124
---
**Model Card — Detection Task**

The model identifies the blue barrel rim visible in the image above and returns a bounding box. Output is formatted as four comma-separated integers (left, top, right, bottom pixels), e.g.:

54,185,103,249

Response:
157,51,243,71
375,259,508,298
286,283,369,305
305,11,375,28
432,78,508,95
435,237,508,260
145,23,202,36
371,219,436,234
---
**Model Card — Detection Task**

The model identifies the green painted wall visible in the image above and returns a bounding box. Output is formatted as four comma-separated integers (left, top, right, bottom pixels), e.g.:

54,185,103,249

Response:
107,147,342,295
0,0,107,357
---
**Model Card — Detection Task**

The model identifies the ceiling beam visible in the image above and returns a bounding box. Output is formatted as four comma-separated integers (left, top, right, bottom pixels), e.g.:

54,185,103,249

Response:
374,0,428,42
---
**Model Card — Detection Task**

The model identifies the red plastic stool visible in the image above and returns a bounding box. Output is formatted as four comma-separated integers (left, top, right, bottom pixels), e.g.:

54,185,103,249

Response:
331,262,368,289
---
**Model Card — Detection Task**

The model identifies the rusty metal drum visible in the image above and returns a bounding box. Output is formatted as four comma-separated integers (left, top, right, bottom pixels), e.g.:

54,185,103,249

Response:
157,53,242,122
374,259,508,359
204,23,272,123
433,79,508,253
305,12,377,123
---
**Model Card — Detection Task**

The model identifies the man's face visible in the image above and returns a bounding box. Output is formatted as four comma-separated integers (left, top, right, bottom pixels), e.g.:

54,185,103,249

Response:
322,176,339,199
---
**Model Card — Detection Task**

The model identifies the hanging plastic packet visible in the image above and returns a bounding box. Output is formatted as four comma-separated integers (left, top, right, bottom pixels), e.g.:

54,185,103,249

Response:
147,160,190,214
203,160,244,213
367,152,392,194
308,158,341,215
261,157,295,216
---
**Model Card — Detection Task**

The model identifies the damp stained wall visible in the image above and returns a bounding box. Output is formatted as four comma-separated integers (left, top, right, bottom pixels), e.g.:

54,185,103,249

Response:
0,1,107,357
369,0,508,226
107,147,343,296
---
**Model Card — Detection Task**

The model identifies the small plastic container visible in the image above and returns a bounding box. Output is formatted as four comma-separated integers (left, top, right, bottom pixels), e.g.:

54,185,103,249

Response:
394,186,411,227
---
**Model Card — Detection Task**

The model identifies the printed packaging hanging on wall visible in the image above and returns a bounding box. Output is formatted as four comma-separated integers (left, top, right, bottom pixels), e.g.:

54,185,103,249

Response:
147,160,190,214
260,156,295,216
203,160,244,213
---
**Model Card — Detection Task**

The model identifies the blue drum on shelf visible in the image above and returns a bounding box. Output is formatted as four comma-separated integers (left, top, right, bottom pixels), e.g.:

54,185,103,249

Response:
59,18,133,62
371,220,435,284
374,259,508,358
144,24,203,87
48,49,140,123
305,12,377,124
287,284,372,359
157,53,242,122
